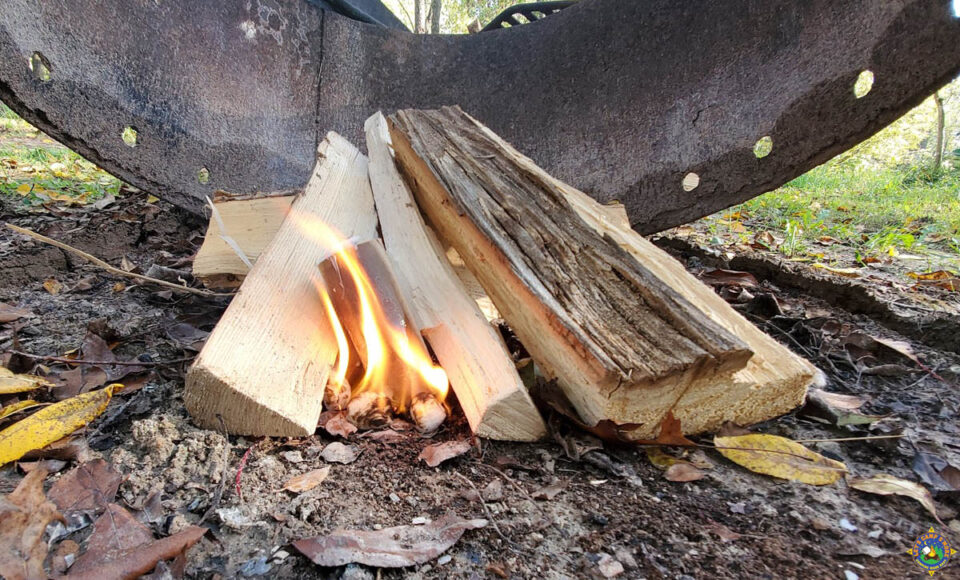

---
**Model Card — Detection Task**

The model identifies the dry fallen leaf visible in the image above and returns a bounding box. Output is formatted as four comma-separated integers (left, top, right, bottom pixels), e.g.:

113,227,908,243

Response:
700,268,759,288
812,264,861,278
665,463,705,482
704,520,742,542
320,442,360,464
0,367,54,395
70,503,154,575
48,459,122,514
0,384,120,466
714,433,847,485
418,440,472,468
293,512,487,568
43,278,64,295
848,474,941,523
645,447,684,469
0,303,32,323
0,400,42,421
531,481,567,500
283,466,331,493
633,412,697,447
66,524,206,580
0,467,63,580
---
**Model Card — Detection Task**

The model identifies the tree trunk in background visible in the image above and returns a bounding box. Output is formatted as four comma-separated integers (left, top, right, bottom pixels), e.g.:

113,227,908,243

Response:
933,91,945,172
414,0,425,34
430,0,442,34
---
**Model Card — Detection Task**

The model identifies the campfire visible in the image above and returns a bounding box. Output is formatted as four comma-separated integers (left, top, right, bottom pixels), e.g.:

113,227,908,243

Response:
302,220,448,433
183,108,815,444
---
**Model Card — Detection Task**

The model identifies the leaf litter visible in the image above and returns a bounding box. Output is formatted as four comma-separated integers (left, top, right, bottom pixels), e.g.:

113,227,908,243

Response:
292,512,487,567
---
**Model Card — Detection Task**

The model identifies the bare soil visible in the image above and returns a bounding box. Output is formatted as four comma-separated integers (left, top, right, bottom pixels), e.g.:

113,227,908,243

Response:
1,194,958,579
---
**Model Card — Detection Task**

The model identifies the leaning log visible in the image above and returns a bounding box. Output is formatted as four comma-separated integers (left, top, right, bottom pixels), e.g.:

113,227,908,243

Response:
366,112,546,441
389,107,756,433
184,133,379,436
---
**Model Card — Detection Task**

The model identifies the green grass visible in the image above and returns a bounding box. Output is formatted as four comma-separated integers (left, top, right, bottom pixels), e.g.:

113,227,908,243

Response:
737,162,960,261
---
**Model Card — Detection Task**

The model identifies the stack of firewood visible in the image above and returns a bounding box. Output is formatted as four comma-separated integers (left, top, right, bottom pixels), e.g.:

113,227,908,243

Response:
184,108,815,442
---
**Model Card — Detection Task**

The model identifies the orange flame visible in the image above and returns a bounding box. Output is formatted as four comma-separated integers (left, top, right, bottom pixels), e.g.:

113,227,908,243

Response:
293,211,448,413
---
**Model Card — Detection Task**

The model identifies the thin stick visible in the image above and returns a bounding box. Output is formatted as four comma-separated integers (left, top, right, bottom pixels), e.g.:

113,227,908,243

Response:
6,223,231,297
451,472,515,547
8,350,195,367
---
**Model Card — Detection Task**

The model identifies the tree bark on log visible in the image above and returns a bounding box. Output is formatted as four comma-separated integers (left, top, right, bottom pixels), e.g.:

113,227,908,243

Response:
388,107,758,431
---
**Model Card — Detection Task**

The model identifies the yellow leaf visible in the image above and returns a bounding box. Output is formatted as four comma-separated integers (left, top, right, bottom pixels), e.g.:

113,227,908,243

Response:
887,246,898,257
0,400,42,421
15,183,31,195
907,270,957,281
713,433,847,485
0,384,121,466
112,282,126,293
0,369,53,394
645,447,685,469
848,474,941,523
146,194,160,204
43,278,63,295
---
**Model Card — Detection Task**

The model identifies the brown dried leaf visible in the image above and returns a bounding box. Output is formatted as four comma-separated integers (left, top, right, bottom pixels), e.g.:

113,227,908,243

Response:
664,463,705,482
318,412,357,439
704,520,742,542
48,459,122,514
283,466,331,494
70,504,154,574
65,525,206,580
848,474,941,523
418,440,472,468
0,467,63,580
807,388,865,412
632,412,697,447
531,481,567,500
700,268,759,288
293,512,486,567
0,303,32,323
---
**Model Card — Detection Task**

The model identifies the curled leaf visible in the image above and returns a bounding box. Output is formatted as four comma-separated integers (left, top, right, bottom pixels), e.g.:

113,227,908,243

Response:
0,368,53,395
419,440,472,468
0,400,42,421
0,384,120,466
848,474,941,523
714,433,847,485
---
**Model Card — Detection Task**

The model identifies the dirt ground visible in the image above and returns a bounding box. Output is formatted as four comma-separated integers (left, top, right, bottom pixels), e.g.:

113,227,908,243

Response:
1,192,959,579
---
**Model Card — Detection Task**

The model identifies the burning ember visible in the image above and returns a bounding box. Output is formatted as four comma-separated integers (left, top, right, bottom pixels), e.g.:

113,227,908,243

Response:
295,214,449,433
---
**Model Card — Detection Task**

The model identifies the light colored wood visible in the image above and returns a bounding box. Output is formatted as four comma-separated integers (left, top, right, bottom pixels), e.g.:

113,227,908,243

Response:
365,112,545,441
184,133,379,436
389,107,756,434
465,110,816,437
193,196,295,284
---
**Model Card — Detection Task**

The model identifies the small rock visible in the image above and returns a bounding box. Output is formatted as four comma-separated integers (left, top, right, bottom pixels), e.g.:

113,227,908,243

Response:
839,518,857,532
437,554,452,566
271,550,290,562
867,528,883,539
589,513,609,526
405,495,419,507
341,564,375,580
811,517,831,531
412,516,431,525
217,507,253,530
281,451,304,463
844,570,859,580
321,442,360,464
167,513,192,535
527,532,544,545
597,553,624,578
614,548,638,569
728,502,747,514
238,556,271,577
482,479,504,502
389,493,401,503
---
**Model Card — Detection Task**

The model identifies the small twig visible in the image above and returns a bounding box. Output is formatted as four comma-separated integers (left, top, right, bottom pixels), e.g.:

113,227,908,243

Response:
6,223,231,297
200,416,231,524
791,434,903,443
452,471,516,548
235,442,256,503
8,349,195,367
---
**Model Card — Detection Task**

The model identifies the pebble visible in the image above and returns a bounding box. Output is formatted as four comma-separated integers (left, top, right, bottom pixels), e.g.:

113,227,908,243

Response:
389,493,401,503
597,553,624,578
437,555,452,566
238,556,271,577
281,451,304,463
412,516,431,525
271,550,290,562
844,570,859,580
341,564,375,580
839,518,858,532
